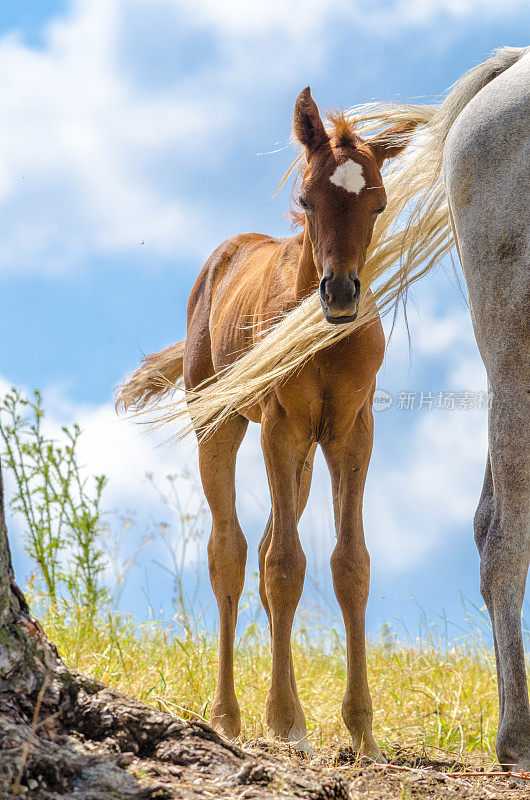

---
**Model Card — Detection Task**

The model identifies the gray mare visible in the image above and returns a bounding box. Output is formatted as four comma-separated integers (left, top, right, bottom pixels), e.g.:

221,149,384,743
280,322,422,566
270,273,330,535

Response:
444,49,530,771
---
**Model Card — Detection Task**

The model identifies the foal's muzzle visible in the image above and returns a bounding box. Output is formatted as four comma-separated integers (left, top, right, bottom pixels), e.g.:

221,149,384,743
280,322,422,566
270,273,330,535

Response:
319,274,361,324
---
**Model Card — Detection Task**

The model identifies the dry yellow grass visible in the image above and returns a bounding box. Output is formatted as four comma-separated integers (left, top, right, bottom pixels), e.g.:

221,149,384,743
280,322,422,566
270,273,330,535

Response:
42,609,499,762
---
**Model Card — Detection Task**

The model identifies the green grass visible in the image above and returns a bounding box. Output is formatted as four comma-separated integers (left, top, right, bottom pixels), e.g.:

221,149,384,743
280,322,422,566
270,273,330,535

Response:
41,607,499,761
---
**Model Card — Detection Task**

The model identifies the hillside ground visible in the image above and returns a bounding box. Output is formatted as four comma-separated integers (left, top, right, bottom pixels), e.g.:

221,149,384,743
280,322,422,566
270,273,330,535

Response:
30,608,530,799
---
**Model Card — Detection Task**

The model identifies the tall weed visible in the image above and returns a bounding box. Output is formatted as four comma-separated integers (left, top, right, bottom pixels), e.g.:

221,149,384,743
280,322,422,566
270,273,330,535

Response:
0,388,107,611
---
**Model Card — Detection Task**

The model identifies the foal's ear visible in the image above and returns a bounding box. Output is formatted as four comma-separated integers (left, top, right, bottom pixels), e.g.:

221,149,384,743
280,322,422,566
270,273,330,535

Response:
369,121,417,167
293,87,329,156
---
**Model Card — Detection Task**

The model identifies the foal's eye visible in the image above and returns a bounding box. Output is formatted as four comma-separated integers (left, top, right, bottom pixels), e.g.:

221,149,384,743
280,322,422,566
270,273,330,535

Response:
299,197,314,212
373,204,387,215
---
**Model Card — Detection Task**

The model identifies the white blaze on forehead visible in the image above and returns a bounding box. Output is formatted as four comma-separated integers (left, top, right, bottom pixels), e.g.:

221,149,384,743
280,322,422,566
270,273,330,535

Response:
329,159,365,194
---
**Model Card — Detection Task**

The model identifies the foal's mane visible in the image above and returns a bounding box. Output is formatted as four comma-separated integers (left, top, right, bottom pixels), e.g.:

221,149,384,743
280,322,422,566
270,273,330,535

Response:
286,110,361,229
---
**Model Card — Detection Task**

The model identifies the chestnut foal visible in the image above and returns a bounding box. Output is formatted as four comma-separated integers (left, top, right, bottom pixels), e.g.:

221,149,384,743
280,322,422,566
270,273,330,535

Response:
122,89,410,756
184,89,411,758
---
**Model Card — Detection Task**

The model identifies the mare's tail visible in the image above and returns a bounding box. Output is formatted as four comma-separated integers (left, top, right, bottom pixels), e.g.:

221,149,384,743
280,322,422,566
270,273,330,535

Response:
117,47,528,437
116,340,185,412
161,47,529,441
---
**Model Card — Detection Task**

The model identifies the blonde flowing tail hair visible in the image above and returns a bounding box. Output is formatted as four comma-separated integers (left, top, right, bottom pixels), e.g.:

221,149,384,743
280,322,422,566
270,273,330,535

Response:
116,341,185,411
117,47,526,440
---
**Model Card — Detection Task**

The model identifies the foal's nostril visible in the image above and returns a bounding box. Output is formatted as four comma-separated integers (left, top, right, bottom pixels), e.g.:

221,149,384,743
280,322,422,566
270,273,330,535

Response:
352,277,361,298
319,276,332,303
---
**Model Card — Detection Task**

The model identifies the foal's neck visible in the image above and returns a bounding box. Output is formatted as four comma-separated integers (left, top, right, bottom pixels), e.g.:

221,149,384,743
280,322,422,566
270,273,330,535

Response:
294,223,319,301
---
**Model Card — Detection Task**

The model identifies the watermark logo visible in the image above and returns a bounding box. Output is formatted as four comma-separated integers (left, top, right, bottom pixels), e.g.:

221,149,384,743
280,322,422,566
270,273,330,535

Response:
373,389,491,412
373,389,393,412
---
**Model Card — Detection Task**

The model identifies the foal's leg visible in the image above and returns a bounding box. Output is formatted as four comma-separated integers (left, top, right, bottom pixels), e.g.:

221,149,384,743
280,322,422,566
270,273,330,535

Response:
260,409,310,746
321,402,380,760
198,415,249,739
258,442,316,744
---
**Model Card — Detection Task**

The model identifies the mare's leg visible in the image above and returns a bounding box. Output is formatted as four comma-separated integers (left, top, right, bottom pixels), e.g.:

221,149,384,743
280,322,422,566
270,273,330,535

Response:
321,400,380,760
475,386,530,770
258,442,316,743
473,453,506,726
260,406,310,746
198,415,249,739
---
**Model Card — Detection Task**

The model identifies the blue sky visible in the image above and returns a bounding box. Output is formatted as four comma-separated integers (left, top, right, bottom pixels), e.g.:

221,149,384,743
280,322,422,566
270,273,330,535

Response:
1,0,529,641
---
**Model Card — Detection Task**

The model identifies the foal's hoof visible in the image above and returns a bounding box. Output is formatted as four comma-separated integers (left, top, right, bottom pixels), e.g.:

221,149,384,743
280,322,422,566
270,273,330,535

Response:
352,735,384,763
367,748,386,764
287,725,315,758
211,704,241,741
211,719,240,741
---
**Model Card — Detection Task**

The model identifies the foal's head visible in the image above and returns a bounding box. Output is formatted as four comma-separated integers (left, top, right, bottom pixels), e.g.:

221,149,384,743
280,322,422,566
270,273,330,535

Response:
293,87,411,324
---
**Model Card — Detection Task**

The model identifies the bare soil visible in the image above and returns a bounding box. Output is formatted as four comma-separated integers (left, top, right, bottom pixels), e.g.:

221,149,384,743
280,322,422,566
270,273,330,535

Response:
111,740,530,800
3,685,529,800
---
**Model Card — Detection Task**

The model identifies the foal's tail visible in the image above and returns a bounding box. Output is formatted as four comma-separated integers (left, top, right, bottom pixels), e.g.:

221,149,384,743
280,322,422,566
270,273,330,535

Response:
116,340,185,412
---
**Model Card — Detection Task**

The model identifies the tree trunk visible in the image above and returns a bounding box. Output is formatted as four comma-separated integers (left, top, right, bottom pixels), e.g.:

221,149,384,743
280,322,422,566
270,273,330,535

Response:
0,460,349,799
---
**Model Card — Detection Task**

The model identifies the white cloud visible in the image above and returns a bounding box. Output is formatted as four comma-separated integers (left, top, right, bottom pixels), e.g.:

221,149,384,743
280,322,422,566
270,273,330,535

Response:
167,0,527,37
0,0,351,275
366,406,487,570
0,0,526,275
363,284,488,570
350,0,528,33
0,1,232,274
